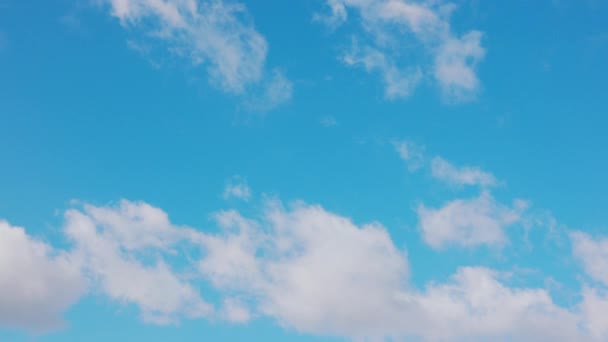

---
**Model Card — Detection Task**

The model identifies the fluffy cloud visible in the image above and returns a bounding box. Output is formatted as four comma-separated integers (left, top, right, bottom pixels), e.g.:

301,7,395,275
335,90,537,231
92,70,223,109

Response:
100,0,291,110
318,0,485,101
199,201,410,337
4,197,608,340
197,200,589,340
417,191,528,249
408,267,582,341
571,231,608,286
431,156,497,187
580,287,608,339
64,201,211,325
570,231,608,337
0,220,86,332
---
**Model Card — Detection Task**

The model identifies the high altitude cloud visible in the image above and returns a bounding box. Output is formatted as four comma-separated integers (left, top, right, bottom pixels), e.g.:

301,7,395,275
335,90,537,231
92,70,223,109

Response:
100,0,291,110
318,0,485,101
0,220,86,332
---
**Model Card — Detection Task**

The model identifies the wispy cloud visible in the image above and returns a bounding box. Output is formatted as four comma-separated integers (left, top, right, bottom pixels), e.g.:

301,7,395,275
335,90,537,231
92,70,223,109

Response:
319,115,338,127
223,176,252,201
99,0,291,111
394,139,425,171
317,0,485,102
394,139,499,188
431,156,498,188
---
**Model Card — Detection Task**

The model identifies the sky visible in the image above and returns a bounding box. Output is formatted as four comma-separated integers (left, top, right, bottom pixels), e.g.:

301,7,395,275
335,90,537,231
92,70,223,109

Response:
0,0,608,341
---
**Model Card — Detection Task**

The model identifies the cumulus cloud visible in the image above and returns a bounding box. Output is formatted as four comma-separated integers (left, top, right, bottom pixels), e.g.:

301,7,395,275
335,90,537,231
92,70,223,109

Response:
220,298,251,323
64,201,211,325
196,199,590,340
431,156,498,188
579,287,608,339
318,0,485,101
0,220,86,332
571,231,608,286
417,191,529,249
199,201,409,337
223,176,252,201
99,0,291,110
4,197,608,340
570,232,608,339
412,266,583,341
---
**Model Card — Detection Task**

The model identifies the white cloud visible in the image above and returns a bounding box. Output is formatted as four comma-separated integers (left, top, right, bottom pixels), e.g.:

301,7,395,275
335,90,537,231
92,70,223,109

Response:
64,201,211,325
571,231,608,286
220,298,251,323
242,69,293,112
223,176,251,201
0,220,86,332
100,0,291,109
434,30,486,102
410,266,583,341
318,0,485,101
199,200,411,338
580,287,608,339
343,41,423,99
5,197,608,340
313,0,347,27
394,139,425,171
394,141,497,186
417,191,528,249
431,156,497,187
197,200,588,340
568,232,608,338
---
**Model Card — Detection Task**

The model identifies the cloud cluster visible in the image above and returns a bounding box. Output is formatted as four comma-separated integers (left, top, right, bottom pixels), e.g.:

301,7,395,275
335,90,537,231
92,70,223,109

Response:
100,0,291,110
197,201,587,341
394,140,526,249
318,0,485,101
0,140,602,340
2,194,608,340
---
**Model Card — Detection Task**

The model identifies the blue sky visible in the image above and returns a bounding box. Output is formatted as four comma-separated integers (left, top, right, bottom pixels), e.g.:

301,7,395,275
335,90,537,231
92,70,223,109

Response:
1,0,608,341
